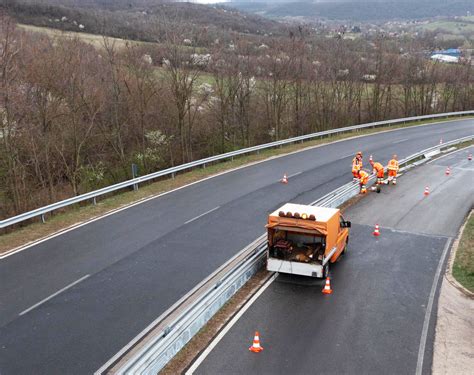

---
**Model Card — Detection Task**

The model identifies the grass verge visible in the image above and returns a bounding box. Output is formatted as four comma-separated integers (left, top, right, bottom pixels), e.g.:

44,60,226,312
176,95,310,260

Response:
452,211,474,293
1,115,472,254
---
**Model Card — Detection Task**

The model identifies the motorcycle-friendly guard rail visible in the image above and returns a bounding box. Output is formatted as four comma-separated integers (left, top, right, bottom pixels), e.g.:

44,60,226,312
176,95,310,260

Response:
2,111,473,229
97,135,473,374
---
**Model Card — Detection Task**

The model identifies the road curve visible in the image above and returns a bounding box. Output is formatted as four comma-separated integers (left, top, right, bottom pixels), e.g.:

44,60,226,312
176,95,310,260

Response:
190,147,474,375
0,119,473,374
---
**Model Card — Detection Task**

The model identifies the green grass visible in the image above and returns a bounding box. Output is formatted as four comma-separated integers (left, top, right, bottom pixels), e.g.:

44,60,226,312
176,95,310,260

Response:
459,16,474,23
435,34,466,41
419,19,474,35
0,115,472,254
452,211,474,293
152,66,214,86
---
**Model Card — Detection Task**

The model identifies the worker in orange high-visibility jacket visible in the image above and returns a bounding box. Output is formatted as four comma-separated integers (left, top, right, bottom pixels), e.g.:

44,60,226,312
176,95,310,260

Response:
370,160,385,185
358,169,369,194
387,154,399,185
352,151,363,168
352,151,363,182
352,162,361,182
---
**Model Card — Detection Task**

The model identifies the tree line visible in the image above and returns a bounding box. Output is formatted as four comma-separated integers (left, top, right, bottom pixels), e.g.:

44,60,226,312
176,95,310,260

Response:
1,14,473,219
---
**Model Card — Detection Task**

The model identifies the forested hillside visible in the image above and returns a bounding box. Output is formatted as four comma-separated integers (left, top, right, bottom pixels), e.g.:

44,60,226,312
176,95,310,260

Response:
3,0,285,43
232,1,474,22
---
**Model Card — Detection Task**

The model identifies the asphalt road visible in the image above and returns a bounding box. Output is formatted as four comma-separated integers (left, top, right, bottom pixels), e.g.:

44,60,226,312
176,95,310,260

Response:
191,147,474,375
0,119,473,374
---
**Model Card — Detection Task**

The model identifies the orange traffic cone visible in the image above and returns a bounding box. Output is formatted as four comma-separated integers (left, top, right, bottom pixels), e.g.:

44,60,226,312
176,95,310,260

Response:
468,153,472,161
281,174,288,184
322,277,333,294
424,186,430,196
249,331,263,353
373,224,381,236
445,167,450,176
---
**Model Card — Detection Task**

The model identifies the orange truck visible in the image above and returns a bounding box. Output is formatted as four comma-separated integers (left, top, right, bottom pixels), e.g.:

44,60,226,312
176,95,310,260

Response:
266,203,351,278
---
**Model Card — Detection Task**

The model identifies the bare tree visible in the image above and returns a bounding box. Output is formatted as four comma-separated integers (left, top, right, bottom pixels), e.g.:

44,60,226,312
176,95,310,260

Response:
0,15,27,214
52,38,103,195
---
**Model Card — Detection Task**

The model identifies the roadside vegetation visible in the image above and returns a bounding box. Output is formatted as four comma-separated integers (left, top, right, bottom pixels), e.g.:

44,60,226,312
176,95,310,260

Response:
453,211,474,293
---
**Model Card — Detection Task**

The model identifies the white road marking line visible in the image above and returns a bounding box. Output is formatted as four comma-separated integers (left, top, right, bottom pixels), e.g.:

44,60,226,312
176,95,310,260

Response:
19,274,90,316
453,167,474,171
95,235,268,374
426,145,474,165
184,206,220,225
2,118,469,261
288,171,302,178
338,153,355,160
415,237,452,375
393,138,409,144
186,273,277,374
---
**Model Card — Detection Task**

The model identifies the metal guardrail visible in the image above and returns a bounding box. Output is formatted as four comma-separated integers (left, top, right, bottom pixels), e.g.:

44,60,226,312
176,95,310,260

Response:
101,135,474,375
2,111,473,229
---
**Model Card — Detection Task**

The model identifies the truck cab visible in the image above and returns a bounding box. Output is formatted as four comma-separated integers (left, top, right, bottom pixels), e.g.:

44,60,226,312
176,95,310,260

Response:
266,203,351,278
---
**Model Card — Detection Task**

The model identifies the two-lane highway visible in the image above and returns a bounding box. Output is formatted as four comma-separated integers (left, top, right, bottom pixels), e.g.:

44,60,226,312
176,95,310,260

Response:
189,147,474,375
0,119,473,374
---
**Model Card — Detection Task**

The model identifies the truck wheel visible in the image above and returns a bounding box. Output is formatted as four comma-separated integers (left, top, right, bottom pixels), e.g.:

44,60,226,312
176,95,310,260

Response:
342,239,349,255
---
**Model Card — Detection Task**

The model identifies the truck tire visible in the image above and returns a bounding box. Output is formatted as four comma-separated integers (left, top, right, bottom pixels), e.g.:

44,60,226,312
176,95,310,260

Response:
342,239,349,255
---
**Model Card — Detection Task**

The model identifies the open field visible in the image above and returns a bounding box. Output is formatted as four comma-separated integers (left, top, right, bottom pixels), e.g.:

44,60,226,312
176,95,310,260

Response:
453,211,474,292
17,23,208,56
1,116,472,254
459,16,474,23
418,18,474,38
17,23,148,49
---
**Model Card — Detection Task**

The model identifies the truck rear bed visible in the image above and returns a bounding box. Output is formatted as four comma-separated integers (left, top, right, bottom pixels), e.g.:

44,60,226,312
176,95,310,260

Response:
267,258,324,278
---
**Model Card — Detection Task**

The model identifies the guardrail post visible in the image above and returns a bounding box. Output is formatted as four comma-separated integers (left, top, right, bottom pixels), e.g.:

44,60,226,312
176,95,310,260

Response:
93,197,97,206
41,214,45,224
171,172,175,179
131,164,139,191
202,163,207,169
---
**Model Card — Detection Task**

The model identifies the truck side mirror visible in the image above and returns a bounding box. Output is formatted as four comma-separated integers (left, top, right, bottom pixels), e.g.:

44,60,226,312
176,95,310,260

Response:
342,221,351,228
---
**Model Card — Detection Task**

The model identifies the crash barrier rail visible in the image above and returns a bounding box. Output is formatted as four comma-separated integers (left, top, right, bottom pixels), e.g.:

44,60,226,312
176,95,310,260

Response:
100,135,473,374
2,111,474,230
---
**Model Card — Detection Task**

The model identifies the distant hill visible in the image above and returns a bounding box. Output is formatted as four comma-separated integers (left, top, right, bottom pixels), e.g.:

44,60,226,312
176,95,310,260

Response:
229,1,474,22
7,0,167,10
3,0,286,42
